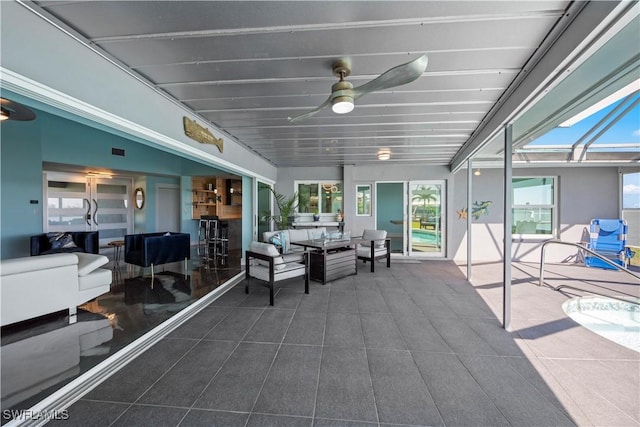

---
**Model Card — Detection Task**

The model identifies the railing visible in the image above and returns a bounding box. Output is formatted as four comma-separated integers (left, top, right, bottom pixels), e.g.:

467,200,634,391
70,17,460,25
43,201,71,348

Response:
539,239,640,287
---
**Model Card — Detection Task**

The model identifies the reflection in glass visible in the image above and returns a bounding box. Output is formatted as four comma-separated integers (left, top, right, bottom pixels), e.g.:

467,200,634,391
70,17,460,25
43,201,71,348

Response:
356,185,371,215
512,208,553,234
320,182,342,214
512,177,555,236
296,181,343,214
297,183,317,213
410,183,442,253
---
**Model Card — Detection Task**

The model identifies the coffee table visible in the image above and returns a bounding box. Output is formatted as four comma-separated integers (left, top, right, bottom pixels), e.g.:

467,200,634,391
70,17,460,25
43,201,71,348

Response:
290,238,361,284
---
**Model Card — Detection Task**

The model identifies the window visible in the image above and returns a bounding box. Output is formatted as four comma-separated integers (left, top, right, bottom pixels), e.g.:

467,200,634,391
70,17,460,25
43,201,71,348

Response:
622,172,640,209
622,171,640,246
356,185,371,216
512,176,556,237
295,181,342,214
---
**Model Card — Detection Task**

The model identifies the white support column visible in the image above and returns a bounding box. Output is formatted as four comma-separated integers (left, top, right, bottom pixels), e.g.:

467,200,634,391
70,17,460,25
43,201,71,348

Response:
503,125,513,331
466,160,473,280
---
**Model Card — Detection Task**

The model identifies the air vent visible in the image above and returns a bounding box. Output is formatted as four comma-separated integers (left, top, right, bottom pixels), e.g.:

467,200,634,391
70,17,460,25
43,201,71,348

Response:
112,148,125,156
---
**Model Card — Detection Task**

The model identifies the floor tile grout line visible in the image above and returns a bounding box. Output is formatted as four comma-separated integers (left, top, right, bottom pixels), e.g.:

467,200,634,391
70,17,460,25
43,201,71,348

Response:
171,302,253,426
175,301,267,427
244,290,303,423
356,285,382,426
106,338,203,427
310,285,329,423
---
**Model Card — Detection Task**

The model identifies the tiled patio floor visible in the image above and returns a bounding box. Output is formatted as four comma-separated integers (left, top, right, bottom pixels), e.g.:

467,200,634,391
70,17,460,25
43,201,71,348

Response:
48,259,639,426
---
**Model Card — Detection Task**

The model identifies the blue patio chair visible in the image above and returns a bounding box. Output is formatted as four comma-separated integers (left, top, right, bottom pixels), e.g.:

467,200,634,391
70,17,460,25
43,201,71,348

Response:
584,219,634,270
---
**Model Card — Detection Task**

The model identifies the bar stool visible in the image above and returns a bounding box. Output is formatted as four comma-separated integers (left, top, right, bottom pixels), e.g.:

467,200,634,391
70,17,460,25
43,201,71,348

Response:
214,220,229,261
207,219,229,264
197,219,208,255
200,215,218,258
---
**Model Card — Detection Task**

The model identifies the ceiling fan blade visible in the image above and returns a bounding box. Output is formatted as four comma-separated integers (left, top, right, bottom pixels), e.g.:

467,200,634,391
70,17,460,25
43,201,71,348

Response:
287,96,332,123
352,54,428,100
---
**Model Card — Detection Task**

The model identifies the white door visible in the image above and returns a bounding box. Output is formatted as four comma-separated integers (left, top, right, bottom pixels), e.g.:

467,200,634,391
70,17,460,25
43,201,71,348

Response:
44,172,133,245
156,184,180,232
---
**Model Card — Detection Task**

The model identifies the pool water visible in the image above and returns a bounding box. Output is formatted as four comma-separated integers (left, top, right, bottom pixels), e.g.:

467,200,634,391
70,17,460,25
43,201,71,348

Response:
412,230,440,245
563,296,640,353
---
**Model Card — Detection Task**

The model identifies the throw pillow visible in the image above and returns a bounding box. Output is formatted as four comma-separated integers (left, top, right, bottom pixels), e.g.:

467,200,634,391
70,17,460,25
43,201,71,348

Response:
279,231,290,254
47,232,78,250
269,234,282,247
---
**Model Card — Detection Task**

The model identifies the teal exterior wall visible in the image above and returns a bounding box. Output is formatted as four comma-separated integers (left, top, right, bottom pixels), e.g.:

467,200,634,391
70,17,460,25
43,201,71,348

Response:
0,108,247,259
0,119,45,258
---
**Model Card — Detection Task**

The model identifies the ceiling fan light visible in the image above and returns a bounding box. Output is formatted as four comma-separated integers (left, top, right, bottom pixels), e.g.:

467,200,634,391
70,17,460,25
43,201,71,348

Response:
0,98,36,121
332,97,354,114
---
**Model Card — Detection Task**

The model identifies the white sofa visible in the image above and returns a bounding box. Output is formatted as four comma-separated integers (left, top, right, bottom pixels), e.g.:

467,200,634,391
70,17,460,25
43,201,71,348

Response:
1,252,112,327
263,227,326,263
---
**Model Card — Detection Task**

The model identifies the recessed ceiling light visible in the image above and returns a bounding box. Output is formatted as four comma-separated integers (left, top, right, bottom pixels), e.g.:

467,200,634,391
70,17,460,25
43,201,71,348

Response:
377,149,391,161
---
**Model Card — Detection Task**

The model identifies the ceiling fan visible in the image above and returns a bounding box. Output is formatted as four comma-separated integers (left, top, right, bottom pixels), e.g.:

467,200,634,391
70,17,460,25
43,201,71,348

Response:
288,54,428,123
0,98,36,122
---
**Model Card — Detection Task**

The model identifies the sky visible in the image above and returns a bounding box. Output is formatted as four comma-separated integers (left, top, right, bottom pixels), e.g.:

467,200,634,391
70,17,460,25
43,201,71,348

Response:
521,92,640,209
529,92,640,148
623,172,640,209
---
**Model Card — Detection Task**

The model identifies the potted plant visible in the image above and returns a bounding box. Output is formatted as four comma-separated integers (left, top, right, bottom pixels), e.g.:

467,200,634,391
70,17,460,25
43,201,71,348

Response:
313,208,320,222
261,187,300,229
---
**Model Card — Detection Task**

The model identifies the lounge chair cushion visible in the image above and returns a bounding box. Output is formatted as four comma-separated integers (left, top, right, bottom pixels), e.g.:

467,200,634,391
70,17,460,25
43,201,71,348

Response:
360,229,387,248
249,241,286,270
357,246,389,258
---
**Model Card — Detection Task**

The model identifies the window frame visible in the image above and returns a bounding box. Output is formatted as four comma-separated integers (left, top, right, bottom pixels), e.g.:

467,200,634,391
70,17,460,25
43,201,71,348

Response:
294,180,343,216
511,176,557,239
356,184,372,216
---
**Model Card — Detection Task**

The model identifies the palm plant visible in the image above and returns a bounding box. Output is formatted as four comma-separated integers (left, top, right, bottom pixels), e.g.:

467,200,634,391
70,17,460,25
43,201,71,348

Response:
412,185,437,218
261,187,300,229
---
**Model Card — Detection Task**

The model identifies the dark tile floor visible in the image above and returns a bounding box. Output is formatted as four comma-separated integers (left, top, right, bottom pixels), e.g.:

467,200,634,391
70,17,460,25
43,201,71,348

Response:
42,258,639,426
0,248,242,421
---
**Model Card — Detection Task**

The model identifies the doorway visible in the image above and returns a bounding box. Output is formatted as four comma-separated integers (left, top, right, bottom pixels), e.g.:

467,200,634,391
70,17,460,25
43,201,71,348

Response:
408,181,445,257
375,182,405,254
156,184,180,232
44,172,133,246
375,180,446,257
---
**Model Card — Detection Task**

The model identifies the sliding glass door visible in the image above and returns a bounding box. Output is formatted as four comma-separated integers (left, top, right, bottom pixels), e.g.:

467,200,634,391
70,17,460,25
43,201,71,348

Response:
256,180,272,239
408,181,445,257
375,180,446,257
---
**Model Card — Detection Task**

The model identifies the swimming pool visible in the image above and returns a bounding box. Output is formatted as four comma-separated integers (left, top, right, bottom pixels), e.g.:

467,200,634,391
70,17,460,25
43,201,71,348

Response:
562,296,640,353
411,229,440,245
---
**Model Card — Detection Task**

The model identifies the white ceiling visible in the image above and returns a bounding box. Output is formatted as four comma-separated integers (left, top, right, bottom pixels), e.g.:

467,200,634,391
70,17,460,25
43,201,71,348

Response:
30,1,636,168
